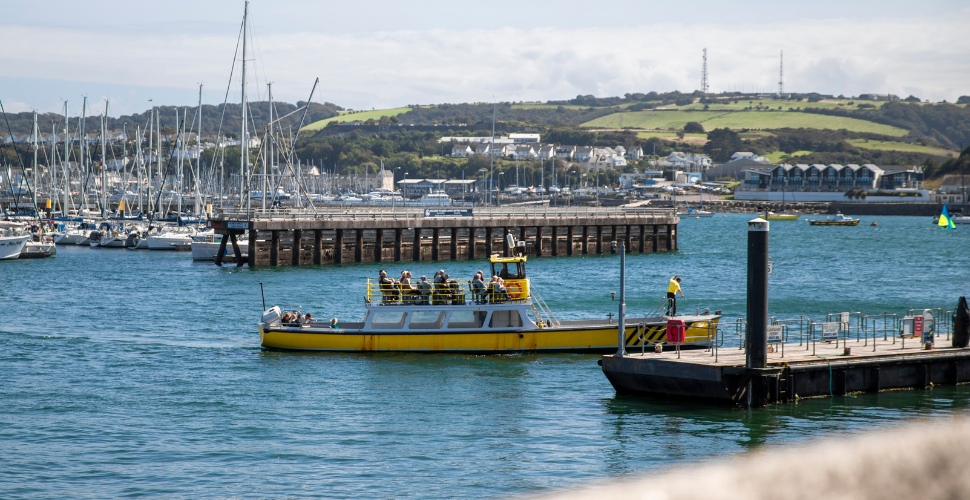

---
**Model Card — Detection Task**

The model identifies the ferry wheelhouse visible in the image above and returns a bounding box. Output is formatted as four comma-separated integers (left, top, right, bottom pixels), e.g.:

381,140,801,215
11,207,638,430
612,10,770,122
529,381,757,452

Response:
258,255,720,353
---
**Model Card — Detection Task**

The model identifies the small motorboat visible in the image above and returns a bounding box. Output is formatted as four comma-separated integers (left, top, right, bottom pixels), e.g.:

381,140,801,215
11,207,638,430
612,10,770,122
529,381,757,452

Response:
808,213,860,226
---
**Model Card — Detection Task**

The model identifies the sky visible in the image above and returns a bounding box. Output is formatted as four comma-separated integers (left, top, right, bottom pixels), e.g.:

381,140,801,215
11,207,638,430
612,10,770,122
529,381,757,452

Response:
2,0,968,117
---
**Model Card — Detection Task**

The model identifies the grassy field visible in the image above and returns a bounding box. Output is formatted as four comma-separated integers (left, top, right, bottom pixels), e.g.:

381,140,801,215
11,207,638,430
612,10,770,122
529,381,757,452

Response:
304,107,413,131
583,111,724,130
583,110,908,136
511,102,638,110
846,138,955,156
668,99,863,111
766,150,813,163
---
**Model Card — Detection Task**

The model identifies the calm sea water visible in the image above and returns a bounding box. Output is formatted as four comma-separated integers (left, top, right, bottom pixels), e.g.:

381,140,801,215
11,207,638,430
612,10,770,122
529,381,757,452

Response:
2,214,969,499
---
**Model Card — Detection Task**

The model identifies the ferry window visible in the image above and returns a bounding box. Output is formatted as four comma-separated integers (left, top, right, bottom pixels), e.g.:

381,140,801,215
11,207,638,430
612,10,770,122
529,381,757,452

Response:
370,311,406,329
409,311,445,329
447,311,487,329
489,310,523,328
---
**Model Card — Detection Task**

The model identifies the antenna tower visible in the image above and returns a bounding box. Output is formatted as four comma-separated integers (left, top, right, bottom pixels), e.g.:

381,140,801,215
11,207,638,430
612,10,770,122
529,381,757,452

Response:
778,50,784,96
701,48,709,94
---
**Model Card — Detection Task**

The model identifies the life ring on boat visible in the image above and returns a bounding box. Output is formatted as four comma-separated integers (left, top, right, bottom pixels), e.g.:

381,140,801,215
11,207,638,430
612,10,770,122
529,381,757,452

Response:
507,282,524,299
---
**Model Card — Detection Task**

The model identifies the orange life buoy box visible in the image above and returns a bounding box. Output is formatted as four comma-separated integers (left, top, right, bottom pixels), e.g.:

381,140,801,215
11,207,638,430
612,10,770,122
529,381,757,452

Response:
666,319,686,344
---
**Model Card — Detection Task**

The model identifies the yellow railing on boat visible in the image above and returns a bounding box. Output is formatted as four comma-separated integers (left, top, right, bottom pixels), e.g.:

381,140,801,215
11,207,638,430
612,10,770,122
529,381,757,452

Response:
366,278,530,305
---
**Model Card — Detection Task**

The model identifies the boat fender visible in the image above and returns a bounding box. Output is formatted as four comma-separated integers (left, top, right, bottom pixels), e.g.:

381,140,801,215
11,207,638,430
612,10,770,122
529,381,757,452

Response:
261,306,282,325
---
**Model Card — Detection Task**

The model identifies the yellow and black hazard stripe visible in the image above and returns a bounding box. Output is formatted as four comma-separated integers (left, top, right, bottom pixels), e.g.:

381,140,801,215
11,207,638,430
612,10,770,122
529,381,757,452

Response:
625,324,668,346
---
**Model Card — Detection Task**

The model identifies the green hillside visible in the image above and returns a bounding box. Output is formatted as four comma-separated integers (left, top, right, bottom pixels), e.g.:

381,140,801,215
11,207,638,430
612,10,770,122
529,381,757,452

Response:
305,107,412,131
846,138,956,156
582,110,909,137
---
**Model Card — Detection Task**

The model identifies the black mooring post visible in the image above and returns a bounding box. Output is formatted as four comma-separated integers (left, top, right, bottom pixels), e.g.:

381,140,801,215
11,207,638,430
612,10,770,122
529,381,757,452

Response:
259,282,266,311
746,217,769,370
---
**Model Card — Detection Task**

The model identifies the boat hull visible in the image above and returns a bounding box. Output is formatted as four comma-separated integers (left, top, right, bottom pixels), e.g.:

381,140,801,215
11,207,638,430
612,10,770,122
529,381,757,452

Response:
0,235,30,259
809,220,859,226
258,318,718,353
767,215,800,220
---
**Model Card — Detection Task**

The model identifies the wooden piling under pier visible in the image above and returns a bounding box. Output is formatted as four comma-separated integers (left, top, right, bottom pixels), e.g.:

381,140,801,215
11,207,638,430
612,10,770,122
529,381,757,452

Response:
602,337,970,407
208,207,678,267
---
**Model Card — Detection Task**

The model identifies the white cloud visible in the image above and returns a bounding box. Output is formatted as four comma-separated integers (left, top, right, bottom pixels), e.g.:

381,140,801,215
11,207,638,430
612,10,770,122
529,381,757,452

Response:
1,11,968,115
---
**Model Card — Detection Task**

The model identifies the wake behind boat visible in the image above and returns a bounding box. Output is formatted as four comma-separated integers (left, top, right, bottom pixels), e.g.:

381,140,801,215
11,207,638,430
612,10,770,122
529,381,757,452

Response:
257,254,720,353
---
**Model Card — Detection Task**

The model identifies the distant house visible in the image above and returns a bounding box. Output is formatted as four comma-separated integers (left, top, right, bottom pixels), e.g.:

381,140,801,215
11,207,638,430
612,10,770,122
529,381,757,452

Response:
555,145,577,160
615,145,626,157
443,179,478,196
509,133,540,143
574,146,594,162
397,179,446,198
536,145,555,160
513,145,537,160
625,146,643,160
474,143,492,156
451,145,473,158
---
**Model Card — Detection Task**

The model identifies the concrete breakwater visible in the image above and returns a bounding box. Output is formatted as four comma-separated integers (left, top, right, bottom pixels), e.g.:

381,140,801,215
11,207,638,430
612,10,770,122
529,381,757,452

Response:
209,207,679,267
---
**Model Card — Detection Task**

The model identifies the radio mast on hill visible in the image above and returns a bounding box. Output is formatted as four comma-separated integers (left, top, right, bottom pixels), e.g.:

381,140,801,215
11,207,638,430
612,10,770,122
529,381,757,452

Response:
701,48,709,94
778,50,784,96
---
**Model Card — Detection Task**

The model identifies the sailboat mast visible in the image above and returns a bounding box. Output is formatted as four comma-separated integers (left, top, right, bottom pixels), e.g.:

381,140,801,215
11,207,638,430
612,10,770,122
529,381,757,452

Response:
136,124,143,214
32,111,39,216
100,106,107,219
177,108,183,218
147,106,153,216
80,96,86,214
156,108,161,217
63,101,70,216
196,84,202,216
240,0,249,209
266,82,272,210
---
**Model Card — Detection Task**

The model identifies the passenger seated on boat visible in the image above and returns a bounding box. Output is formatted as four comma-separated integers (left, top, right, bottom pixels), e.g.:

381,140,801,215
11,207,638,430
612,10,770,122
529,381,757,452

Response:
378,270,399,303
417,276,433,305
496,278,511,302
432,270,447,305
302,312,314,327
472,272,485,304
399,271,417,303
281,312,293,324
446,275,465,305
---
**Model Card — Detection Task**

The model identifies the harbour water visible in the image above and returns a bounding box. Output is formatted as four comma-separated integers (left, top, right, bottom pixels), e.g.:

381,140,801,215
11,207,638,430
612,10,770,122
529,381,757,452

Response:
2,214,969,498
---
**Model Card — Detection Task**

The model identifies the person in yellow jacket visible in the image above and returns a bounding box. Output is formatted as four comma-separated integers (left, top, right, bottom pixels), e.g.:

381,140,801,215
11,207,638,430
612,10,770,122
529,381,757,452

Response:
666,276,684,316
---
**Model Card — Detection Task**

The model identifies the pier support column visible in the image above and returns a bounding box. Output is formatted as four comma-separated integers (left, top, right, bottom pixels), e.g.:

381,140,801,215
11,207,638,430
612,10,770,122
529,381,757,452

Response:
504,228,511,257
270,230,280,267
638,224,646,253
432,228,440,261
375,229,383,263
248,230,258,267
610,225,616,254
535,226,543,256
313,230,322,265
653,225,659,253
413,229,421,261
582,226,589,254
355,229,364,263
394,229,402,262
666,225,672,252
214,235,228,267
624,225,631,254
596,226,603,254
519,226,527,250
551,227,558,257
334,229,343,265
230,233,244,267
567,226,574,256
450,228,458,260
672,226,678,251
291,229,302,266
468,228,477,260
485,227,492,256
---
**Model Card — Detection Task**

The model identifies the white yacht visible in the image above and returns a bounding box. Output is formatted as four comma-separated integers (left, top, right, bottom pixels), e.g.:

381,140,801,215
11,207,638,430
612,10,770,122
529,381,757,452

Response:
417,191,452,206
55,222,97,245
0,221,31,260
147,226,195,251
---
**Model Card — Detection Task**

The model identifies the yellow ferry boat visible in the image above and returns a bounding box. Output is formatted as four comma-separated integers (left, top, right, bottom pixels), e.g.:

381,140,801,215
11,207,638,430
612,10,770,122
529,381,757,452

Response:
258,255,720,353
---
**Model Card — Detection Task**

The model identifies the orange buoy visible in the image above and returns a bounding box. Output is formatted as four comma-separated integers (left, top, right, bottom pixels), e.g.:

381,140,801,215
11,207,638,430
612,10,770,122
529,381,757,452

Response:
870,222,878,226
